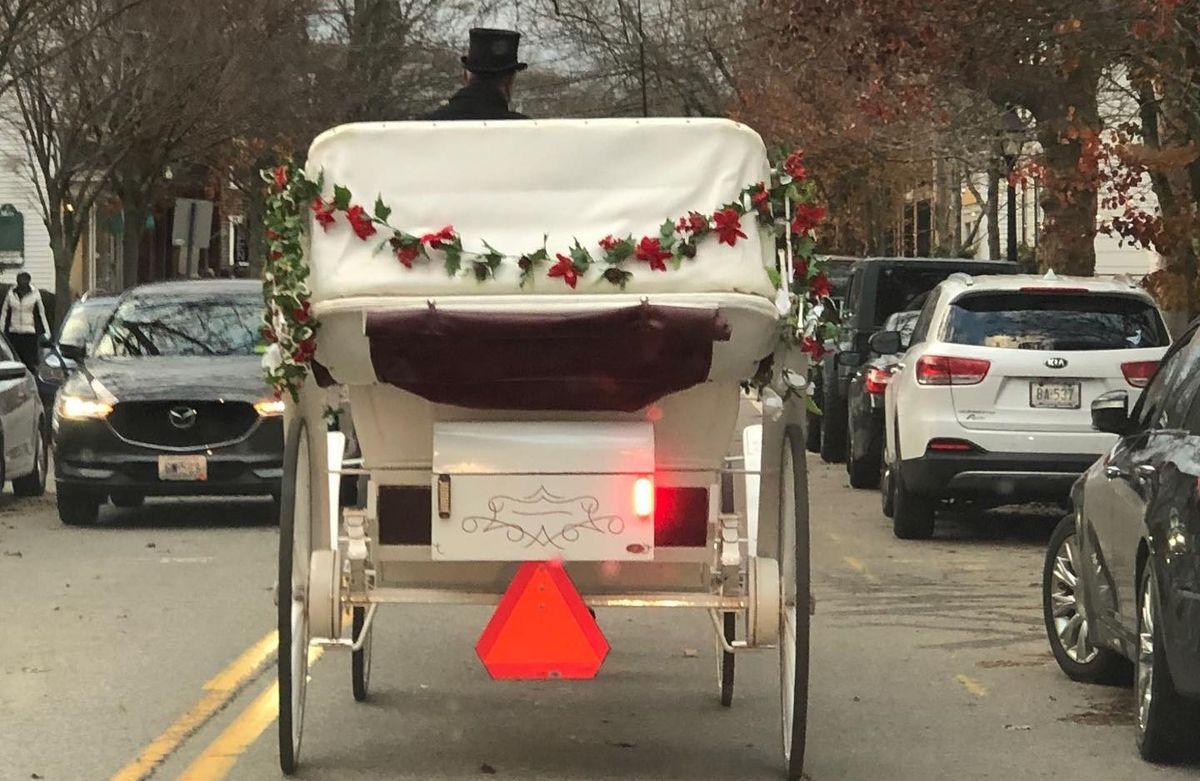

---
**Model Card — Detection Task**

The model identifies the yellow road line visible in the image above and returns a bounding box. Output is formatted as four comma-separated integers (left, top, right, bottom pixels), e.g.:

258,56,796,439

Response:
177,647,324,781
842,556,879,583
109,632,278,781
956,674,988,697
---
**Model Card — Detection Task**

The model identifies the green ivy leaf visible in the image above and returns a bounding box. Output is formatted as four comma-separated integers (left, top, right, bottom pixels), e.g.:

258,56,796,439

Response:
610,238,635,263
767,267,782,289
794,236,816,257
569,240,592,272
373,195,392,223
659,219,675,241
444,245,462,276
333,185,352,211
601,267,632,289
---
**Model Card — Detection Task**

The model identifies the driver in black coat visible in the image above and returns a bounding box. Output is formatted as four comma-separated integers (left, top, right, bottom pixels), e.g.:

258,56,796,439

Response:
423,28,530,121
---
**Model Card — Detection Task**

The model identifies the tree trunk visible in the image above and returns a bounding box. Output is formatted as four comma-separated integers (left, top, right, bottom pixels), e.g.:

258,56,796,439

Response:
121,198,148,290
986,165,1001,260
51,239,74,326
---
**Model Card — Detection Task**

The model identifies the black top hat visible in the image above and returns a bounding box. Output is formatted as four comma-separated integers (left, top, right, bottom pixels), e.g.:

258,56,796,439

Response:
461,28,528,74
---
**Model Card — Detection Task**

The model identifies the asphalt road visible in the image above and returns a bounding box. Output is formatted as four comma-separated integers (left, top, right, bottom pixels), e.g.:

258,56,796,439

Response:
3,459,1198,781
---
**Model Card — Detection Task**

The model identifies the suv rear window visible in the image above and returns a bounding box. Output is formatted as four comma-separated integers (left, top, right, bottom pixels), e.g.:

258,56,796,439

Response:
944,292,1168,350
874,268,961,326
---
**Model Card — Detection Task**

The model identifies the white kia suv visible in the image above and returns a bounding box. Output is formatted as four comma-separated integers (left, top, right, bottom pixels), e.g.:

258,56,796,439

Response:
878,272,1169,539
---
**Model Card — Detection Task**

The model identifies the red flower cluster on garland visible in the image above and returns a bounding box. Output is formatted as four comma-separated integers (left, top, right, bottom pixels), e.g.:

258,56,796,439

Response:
784,150,807,180
801,336,825,360
635,237,671,271
676,212,709,235
311,199,336,231
272,165,288,192
346,205,376,240
750,182,770,216
421,225,457,249
792,203,827,235
713,208,747,246
548,253,582,288
293,301,312,323
599,235,620,252
808,273,832,300
292,338,317,363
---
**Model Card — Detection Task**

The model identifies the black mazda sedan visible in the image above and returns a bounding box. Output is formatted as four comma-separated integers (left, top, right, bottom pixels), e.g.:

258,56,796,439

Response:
52,280,283,525
1042,317,1200,762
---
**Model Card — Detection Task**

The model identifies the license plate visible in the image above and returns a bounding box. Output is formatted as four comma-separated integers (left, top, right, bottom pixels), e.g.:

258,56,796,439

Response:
158,455,207,481
1030,380,1080,409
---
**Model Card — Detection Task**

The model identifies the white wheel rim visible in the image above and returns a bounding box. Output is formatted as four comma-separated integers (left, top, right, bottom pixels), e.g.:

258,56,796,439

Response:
779,442,797,759
290,432,311,753
1137,579,1154,735
1049,533,1098,664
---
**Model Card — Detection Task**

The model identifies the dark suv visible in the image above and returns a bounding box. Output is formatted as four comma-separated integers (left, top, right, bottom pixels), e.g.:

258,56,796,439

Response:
52,280,283,525
810,257,1018,463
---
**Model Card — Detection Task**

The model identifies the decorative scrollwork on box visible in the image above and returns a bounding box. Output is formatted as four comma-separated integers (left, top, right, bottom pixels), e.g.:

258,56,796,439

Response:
461,485,625,550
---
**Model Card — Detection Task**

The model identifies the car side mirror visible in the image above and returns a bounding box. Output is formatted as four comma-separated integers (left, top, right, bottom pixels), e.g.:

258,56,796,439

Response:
59,343,85,362
1092,390,1134,436
869,330,902,355
0,360,27,381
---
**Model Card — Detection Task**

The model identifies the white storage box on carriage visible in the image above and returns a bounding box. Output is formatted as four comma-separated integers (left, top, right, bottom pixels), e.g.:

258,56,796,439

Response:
430,421,655,561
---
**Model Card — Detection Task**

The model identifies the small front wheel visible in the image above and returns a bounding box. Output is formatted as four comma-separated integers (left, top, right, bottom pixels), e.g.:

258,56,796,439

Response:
351,606,373,702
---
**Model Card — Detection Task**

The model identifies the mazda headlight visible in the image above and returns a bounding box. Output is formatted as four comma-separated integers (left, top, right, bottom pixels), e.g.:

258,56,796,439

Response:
57,395,113,420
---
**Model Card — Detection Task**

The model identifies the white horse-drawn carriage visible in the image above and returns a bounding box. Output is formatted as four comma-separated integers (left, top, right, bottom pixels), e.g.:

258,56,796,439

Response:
268,117,811,779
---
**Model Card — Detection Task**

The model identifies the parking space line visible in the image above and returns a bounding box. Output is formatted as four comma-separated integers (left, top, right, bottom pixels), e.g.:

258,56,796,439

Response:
176,647,324,781
109,631,277,781
956,674,988,697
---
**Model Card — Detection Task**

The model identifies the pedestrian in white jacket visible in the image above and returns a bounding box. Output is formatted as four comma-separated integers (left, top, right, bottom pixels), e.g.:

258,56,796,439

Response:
1,272,50,371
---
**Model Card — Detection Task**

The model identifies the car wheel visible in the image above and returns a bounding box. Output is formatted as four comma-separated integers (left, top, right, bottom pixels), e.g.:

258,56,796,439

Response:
819,379,847,464
846,419,880,489
1041,515,1129,684
892,470,934,540
14,424,48,498
880,463,895,518
110,492,145,508
1136,559,1200,762
57,483,101,526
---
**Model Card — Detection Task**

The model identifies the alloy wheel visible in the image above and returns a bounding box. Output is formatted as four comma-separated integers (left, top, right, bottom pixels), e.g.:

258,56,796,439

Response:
1049,533,1099,664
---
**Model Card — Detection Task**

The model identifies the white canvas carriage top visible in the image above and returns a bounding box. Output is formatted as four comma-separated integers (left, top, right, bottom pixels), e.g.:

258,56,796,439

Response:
303,118,777,304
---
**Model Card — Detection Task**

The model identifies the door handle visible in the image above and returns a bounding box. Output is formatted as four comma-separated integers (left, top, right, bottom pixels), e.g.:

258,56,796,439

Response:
1104,465,1124,480
1134,464,1157,481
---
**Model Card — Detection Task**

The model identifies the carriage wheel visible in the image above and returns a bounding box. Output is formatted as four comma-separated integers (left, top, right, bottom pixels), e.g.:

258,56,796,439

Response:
717,470,736,707
779,427,810,780
278,418,312,775
351,606,373,702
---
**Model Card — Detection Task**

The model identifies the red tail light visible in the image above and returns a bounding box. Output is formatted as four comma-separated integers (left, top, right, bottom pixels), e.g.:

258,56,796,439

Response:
927,438,977,452
864,366,892,395
1121,360,1158,388
916,355,991,386
633,477,654,518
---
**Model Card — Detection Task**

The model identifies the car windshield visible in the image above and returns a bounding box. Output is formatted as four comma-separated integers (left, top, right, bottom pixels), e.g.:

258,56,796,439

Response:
943,292,1169,350
93,293,264,358
59,300,116,349
874,267,962,326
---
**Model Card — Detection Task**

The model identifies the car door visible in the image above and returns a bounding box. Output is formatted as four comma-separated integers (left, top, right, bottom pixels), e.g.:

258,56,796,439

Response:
1086,326,1200,635
0,334,38,475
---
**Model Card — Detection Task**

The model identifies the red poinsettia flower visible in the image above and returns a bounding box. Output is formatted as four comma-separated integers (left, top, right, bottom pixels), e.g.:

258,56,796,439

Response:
791,203,827,235
808,273,832,300
751,182,770,212
261,325,276,343
713,208,747,246
311,198,336,231
292,338,317,363
273,165,288,192
269,250,283,261
345,204,377,240
266,229,281,241
784,149,807,180
293,301,311,323
599,235,620,252
793,257,809,281
676,211,709,234
420,225,457,250
635,237,671,271
396,245,420,268
801,336,825,360
548,253,580,289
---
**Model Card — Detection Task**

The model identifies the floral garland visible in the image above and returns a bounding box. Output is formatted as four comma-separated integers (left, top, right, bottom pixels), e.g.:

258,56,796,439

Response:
259,147,830,400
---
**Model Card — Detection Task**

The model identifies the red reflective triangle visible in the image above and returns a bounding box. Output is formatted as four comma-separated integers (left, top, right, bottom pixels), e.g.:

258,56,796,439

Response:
476,561,609,680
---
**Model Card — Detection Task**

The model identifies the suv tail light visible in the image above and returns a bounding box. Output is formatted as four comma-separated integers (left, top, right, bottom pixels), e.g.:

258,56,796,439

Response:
915,356,991,386
864,366,892,395
1121,360,1158,388
927,438,978,452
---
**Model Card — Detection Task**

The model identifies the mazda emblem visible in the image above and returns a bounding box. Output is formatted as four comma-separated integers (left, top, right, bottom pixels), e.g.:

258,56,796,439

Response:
1045,357,1069,369
168,406,197,429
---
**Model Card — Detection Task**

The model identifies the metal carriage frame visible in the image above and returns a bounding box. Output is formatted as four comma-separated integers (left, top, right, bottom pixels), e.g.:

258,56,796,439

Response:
275,375,811,779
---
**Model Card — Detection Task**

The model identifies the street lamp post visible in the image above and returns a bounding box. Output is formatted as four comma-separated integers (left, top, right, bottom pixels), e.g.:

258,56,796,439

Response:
1000,110,1025,266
